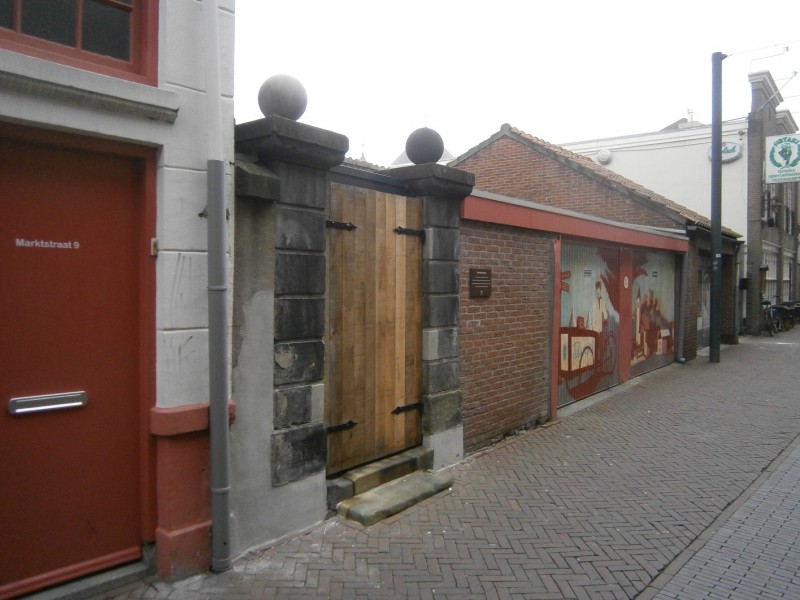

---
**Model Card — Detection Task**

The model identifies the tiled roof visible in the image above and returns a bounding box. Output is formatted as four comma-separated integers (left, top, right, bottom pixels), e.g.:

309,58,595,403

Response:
342,156,385,171
391,147,456,167
452,123,741,239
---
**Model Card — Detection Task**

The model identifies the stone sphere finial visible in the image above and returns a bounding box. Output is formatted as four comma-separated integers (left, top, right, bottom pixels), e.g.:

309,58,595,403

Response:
405,127,444,165
257,74,307,120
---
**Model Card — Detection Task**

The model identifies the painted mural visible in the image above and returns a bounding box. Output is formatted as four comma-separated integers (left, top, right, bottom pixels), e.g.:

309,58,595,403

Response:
558,243,620,406
630,250,676,377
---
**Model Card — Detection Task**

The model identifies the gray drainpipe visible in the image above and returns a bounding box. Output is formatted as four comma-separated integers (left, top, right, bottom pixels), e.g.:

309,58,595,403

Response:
207,159,231,571
203,0,232,572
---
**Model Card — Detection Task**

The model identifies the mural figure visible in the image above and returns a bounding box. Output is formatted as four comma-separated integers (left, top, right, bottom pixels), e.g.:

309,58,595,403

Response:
634,289,671,358
590,280,608,333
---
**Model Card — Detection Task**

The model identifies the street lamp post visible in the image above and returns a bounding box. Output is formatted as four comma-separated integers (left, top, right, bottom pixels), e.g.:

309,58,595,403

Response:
710,51,727,363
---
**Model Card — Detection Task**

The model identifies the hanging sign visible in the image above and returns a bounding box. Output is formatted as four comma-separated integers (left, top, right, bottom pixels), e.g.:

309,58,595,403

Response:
765,135,800,184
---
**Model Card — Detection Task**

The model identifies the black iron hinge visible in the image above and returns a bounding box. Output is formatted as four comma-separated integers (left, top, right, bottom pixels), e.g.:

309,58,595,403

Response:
326,420,357,433
391,402,423,415
394,226,425,242
326,220,357,231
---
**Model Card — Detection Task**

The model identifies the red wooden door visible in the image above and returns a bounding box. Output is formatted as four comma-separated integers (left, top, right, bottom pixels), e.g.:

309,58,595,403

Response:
0,137,143,598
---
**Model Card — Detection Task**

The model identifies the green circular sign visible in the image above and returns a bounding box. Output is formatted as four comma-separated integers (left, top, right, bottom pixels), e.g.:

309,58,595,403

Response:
768,136,800,169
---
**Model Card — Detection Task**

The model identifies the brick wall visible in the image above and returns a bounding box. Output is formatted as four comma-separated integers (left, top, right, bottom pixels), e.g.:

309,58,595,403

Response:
721,253,738,342
460,220,554,453
683,246,701,361
457,137,677,230
684,234,739,358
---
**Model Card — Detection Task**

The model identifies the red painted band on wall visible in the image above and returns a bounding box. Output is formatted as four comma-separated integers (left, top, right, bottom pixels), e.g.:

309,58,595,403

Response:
150,401,236,437
462,194,690,253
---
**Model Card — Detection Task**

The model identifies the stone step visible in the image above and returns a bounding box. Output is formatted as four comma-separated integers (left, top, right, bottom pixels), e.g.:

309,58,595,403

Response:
327,446,434,509
336,470,454,526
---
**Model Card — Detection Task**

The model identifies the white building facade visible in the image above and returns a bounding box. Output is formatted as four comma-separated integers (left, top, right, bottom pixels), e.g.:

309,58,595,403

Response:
562,117,749,240
563,72,798,334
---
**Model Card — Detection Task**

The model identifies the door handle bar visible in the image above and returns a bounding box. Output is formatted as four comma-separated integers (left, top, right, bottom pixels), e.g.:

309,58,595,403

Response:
8,392,88,415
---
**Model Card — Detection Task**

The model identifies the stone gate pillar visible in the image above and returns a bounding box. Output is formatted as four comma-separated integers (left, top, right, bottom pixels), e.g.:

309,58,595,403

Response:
387,163,474,469
237,115,347,484
232,115,347,551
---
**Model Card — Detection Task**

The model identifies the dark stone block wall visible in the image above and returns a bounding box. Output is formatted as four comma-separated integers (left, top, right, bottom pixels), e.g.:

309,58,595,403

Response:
271,423,327,486
270,165,338,484
238,116,347,487
275,254,325,294
273,385,312,429
387,164,474,444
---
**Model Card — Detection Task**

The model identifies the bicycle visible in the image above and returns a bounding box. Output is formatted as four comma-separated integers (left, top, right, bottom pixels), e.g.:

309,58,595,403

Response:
774,300,795,331
762,300,778,336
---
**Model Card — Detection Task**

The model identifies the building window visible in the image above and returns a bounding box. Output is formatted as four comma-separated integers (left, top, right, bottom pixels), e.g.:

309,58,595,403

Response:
762,184,783,228
0,0,155,84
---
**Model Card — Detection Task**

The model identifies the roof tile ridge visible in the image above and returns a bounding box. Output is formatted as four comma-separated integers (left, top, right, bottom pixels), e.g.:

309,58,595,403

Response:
508,125,739,235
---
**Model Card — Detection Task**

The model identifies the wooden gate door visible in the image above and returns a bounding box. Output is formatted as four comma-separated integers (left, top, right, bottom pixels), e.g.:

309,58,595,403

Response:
0,137,143,598
326,183,423,474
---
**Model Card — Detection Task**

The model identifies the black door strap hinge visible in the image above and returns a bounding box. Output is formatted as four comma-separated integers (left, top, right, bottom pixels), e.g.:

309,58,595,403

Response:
326,420,357,433
326,220,357,231
394,226,425,242
391,402,423,415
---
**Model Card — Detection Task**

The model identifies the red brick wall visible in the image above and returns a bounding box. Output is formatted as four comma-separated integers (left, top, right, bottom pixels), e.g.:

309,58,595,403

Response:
457,137,677,230
721,253,738,343
683,246,700,361
683,235,740,358
460,220,554,453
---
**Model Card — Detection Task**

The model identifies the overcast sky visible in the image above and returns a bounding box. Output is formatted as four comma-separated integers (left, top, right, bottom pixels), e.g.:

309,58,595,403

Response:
234,1,800,168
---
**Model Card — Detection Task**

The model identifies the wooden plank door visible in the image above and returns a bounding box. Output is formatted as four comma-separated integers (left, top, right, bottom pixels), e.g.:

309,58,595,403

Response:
326,183,423,474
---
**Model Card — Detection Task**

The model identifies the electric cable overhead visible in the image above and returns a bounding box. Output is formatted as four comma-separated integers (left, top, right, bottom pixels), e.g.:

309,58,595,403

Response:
726,39,800,59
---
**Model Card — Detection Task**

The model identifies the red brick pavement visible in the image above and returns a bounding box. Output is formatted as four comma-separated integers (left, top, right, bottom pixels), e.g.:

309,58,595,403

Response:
89,332,800,599
646,434,800,599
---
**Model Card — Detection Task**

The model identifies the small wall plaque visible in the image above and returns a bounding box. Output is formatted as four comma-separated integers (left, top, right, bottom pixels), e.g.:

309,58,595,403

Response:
469,268,492,298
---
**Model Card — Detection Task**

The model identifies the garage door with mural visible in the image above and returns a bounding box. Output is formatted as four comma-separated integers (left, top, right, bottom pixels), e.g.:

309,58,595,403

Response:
557,242,678,408
0,136,145,597
558,243,621,407
630,249,677,378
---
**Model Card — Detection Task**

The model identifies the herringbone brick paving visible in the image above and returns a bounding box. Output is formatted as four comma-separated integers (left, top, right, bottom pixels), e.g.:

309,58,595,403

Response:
649,438,800,599
92,332,800,599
